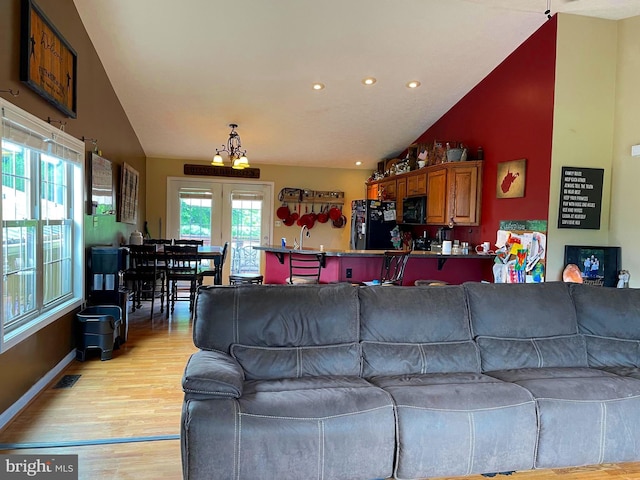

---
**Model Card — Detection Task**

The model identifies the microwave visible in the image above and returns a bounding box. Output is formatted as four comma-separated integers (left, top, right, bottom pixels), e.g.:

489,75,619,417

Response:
402,196,426,224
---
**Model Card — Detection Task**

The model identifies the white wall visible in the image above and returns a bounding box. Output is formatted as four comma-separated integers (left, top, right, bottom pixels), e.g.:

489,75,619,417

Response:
547,14,618,280
610,15,640,287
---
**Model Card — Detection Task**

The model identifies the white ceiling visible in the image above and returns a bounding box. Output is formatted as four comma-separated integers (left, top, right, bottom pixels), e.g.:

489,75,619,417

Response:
73,0,640,170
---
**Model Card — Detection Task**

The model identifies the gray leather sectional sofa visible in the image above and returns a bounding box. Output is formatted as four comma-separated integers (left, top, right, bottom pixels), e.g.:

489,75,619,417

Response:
181,282,640,480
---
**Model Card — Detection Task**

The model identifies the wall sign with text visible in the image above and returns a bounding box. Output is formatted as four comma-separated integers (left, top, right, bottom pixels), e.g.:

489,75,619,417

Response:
20,0,78,118
557,166,604,229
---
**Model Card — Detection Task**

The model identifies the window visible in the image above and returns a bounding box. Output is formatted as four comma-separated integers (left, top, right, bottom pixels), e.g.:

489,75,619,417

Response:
178,189,212,244
1,98,84,352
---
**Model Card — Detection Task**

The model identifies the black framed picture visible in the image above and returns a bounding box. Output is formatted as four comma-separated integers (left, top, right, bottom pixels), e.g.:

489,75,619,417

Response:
118,163,139,224
20,0,78,118
564,245,621,287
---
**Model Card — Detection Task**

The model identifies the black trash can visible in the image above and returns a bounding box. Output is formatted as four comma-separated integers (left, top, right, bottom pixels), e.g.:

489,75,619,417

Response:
76,305,122,361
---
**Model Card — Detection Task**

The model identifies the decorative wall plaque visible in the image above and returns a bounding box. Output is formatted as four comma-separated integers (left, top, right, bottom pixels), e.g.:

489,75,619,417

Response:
119,163,139,225
496,159,526,199
184,164,260,179
20,0,78,118
557,166,604,229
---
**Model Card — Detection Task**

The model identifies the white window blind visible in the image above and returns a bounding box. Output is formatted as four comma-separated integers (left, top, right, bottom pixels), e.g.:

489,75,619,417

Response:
0,98,84,352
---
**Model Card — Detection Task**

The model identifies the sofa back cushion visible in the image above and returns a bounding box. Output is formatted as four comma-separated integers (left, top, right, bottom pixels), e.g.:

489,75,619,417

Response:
231,343,362,380
465,282,587,371
572,284,640,367
194,284,359,351
361,340,479,376
359,286,480,376
476,335,588,371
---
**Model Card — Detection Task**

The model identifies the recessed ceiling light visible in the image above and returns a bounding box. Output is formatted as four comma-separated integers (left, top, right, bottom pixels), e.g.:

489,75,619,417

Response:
362,77,377,86
355,161,362,166
312,83,325,91
406,80,421,89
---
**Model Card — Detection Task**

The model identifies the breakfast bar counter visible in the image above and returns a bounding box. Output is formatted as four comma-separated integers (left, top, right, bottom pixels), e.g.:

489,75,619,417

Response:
254,245,494,285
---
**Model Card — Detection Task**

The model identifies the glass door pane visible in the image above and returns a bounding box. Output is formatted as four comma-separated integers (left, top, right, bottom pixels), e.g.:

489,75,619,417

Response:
178,190,211,245
230,191,263,275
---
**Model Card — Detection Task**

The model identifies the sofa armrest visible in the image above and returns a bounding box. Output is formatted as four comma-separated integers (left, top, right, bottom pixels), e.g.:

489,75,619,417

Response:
182,350,245,398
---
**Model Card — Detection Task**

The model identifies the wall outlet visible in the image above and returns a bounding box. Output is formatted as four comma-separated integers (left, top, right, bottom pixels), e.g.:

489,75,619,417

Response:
275,220,282,227
632,144,640,157
346,268,352,279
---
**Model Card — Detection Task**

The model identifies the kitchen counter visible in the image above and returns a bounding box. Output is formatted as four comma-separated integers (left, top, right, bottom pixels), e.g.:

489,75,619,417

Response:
254,245,495,285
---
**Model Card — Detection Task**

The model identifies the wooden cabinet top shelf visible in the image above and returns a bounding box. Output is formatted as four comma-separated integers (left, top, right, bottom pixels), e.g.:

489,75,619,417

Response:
367,160,483,186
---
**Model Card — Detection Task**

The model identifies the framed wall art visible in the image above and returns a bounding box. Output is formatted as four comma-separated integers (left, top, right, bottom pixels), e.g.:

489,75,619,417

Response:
87,152,114,215
118,163,139,224
496,158,526,199
20,0,78,118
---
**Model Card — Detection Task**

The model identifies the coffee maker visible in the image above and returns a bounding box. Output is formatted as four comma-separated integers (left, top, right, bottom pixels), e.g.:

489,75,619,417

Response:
413,231,431,251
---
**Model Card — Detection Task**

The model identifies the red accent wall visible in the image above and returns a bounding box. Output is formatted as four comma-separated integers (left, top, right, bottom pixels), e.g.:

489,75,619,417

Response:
416,16,557,245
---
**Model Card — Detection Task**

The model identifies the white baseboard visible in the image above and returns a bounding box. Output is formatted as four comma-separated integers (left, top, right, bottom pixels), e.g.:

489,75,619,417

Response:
0,350,76,430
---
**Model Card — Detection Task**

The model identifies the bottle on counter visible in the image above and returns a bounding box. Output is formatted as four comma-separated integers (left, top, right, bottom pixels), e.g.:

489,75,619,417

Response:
477,146,484,160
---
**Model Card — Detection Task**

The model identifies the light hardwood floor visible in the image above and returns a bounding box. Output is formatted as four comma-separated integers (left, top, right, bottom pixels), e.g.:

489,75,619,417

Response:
1,301,640,480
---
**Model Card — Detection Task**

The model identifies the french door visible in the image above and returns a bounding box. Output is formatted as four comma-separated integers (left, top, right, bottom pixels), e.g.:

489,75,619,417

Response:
166,178,273,284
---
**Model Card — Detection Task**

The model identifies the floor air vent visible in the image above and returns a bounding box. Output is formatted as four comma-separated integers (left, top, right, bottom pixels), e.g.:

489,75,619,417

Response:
53,375,81,389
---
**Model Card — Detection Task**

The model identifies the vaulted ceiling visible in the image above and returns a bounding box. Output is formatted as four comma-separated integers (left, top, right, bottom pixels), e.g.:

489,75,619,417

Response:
73,0,640,170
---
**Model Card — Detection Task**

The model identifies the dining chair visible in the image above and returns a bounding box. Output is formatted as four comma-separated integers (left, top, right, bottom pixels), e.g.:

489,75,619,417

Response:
198,242,228,286
163,245,201,313
123,244,164,318
143,238,172,246
173,239,204,246
286,251,326,284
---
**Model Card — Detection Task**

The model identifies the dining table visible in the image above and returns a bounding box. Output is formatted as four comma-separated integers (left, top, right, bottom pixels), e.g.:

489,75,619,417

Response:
126,244,224,285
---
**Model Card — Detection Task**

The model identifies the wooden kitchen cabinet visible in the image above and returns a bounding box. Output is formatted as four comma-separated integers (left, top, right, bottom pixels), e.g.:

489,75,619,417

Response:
366,183,379,200
395,177,407,222
379,179,397,200
448,163,481,225
426,166,448,224
366,160,482,226
426,161,483,226
407,171,427,196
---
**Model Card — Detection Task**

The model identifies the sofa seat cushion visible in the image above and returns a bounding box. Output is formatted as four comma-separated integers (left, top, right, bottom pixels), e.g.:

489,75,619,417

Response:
488,367,640,469
231,376,395,479
369,373,537,479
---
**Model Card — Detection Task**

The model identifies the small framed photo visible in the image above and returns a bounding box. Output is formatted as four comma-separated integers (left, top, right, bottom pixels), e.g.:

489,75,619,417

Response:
497,158,526,198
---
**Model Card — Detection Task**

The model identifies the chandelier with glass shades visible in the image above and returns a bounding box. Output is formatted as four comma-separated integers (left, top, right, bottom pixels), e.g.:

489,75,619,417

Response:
211,123,250,169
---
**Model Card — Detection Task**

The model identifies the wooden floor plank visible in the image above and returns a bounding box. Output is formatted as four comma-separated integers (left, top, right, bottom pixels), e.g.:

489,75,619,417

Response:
1,302,640,479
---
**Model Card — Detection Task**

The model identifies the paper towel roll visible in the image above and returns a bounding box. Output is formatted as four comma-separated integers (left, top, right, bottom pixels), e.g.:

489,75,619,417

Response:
442,240,452,255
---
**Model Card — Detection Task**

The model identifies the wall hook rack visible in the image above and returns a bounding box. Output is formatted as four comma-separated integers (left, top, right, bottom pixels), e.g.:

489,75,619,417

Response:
0,88,20,97
82,136,100,153
47,117,67,131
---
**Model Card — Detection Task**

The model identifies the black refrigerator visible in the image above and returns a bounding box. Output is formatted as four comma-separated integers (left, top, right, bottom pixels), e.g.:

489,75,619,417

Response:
350,200,397,250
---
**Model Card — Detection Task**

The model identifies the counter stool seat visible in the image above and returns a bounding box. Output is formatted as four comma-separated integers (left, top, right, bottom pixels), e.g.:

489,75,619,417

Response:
414,279,449,286
229,274,264,285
